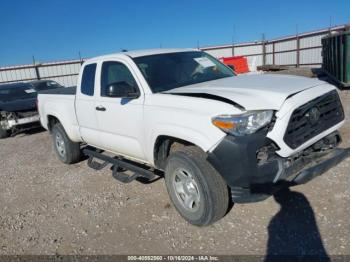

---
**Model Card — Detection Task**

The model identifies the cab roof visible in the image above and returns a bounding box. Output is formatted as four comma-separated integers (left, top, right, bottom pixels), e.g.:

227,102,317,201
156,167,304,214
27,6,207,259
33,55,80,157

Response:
85,48,199,63
124,48,198,58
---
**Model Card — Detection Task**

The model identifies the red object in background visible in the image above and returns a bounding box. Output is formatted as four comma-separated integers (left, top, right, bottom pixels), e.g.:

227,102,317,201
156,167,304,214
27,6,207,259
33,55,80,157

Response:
220,56,249,74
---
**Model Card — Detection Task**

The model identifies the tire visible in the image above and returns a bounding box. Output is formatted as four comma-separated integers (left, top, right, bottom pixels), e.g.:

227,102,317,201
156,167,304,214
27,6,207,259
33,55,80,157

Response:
51,123,81,164
0,125,9,139
164,146,229,226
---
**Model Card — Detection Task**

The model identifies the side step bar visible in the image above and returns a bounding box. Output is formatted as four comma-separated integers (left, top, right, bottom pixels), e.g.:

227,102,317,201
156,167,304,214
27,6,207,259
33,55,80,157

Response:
83,148,157,183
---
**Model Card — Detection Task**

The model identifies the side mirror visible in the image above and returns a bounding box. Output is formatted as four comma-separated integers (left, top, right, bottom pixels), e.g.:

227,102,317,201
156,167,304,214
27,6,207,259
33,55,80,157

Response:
227,64,236,72
106,81,139,98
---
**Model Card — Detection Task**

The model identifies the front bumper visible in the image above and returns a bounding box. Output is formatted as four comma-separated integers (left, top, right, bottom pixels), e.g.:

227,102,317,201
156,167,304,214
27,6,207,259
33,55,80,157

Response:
7,115,40,129
207,132,350,203
1,115,40,130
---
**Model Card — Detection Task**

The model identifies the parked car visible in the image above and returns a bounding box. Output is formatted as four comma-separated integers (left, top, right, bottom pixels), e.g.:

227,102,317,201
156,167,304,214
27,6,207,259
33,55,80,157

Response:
0,80,63,138
38,49,349,226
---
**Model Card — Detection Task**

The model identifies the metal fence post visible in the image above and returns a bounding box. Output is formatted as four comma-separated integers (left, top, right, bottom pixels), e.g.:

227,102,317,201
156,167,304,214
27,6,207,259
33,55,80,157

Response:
32,56,41,80
272,42,275,65
262,34,266,66
296,35,300,67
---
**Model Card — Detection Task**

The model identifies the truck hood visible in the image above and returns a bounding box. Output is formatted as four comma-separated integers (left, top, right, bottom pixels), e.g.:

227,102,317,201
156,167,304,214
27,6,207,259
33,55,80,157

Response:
165,74,326,110
0,97,37,112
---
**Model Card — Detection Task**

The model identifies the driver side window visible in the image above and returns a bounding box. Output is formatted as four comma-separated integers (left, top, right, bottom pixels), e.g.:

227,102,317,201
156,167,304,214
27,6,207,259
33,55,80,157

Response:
100,61,138,97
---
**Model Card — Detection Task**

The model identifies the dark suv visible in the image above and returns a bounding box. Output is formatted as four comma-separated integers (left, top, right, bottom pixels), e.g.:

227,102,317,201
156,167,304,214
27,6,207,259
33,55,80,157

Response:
0,80,64,138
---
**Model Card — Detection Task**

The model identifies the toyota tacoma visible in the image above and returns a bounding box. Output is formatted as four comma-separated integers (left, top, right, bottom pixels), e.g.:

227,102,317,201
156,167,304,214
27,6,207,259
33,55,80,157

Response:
37,49,349,226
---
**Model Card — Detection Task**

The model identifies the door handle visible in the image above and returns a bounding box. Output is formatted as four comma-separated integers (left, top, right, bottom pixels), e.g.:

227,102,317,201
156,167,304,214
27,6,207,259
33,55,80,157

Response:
95,106,106,111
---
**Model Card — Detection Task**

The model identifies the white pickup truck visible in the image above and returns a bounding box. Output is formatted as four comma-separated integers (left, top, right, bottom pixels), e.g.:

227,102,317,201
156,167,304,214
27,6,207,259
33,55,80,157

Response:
38,48,349,226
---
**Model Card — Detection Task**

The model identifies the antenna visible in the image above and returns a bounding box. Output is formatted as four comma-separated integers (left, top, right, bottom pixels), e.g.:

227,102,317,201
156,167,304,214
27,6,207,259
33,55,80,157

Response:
296,24,299,36
232,25,236,56
78,51,83,65
232,25,236,45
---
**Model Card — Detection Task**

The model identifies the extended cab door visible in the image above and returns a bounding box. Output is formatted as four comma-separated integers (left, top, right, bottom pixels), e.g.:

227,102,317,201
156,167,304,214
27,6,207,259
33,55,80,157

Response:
94,59,146,161
75,62,101,147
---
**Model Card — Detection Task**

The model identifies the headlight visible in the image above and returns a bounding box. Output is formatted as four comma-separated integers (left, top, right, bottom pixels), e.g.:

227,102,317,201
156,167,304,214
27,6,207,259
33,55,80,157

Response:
212,110,274,136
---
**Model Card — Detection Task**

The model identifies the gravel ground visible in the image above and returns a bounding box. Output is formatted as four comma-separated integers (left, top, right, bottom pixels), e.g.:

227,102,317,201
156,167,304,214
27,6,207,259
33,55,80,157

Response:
0,90,349,256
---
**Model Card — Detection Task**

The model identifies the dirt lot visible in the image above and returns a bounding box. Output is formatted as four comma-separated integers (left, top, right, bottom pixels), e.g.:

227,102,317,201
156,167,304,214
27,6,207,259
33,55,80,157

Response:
0,90,349,256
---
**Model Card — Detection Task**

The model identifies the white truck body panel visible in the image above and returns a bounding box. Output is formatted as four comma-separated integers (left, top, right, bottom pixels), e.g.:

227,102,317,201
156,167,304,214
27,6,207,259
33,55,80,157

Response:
143,93,239,164
92,58,147,162
38,94,81,142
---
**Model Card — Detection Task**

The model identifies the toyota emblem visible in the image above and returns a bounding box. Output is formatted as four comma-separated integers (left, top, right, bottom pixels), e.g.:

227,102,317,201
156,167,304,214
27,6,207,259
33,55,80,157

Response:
306,107,320,125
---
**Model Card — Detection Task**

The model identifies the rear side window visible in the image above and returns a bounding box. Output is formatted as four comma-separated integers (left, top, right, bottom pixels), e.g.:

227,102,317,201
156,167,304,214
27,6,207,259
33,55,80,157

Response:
81,63,97,96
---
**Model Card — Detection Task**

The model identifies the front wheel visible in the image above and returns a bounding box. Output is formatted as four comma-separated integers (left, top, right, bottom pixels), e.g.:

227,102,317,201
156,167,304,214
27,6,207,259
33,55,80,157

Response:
164,146,229,226
0,125,9,139
51,123,81,164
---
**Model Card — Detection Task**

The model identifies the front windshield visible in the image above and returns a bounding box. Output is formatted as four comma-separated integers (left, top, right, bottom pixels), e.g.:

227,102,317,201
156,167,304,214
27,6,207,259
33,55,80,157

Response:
0,84,37,102
133,51,235,93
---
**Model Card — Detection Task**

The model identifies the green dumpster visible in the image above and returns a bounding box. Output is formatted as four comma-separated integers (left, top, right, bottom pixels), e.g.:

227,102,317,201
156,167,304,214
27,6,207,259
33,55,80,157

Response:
322,30,350,88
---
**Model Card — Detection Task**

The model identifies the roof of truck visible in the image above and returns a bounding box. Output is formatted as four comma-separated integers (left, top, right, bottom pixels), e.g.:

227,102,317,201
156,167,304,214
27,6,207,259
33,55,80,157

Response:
86,48,199,63
124,48,198,58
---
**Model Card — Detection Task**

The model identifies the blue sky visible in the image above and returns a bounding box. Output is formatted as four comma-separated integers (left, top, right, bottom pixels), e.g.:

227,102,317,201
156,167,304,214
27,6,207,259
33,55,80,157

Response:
0,0,349,66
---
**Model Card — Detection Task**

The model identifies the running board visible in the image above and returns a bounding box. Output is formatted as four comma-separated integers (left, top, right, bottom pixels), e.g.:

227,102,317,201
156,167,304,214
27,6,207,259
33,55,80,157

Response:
83,148,156,183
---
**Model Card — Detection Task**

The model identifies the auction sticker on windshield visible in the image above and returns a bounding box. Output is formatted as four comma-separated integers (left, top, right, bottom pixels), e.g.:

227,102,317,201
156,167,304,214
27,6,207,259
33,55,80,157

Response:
194,57,216,68
25,89,37,93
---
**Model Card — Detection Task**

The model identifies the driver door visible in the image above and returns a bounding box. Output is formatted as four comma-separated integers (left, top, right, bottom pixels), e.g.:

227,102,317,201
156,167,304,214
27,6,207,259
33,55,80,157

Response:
94,60,146,162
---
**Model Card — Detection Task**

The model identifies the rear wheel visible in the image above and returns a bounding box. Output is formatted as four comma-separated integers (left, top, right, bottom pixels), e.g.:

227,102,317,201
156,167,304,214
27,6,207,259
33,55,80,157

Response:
164,146,229,226
51,123,81,164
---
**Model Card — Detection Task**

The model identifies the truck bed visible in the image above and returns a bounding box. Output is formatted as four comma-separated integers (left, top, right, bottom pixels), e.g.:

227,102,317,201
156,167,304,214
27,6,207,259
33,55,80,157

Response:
37,86,80,141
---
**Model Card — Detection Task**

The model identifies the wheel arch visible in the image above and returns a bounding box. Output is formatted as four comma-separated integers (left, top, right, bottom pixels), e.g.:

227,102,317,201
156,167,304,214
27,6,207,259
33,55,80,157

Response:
153,135,194,170
47,115,60,132
46,114,81,142
148,124,223,168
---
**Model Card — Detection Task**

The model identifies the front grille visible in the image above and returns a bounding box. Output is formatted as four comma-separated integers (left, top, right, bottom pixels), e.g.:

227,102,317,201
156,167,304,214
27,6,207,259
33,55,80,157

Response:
284,90,344,149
